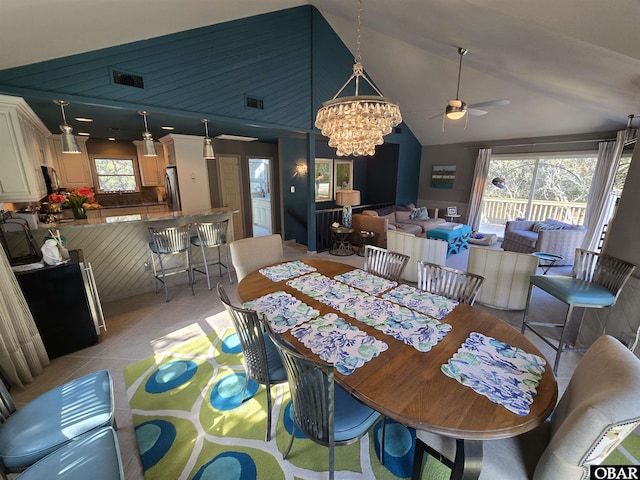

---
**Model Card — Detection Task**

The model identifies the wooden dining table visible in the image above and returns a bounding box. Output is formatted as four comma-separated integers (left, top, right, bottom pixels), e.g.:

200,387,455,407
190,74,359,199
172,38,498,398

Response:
237,258,558,480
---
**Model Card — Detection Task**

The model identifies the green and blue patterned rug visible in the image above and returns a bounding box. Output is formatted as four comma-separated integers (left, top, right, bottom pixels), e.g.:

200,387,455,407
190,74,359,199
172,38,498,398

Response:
123,329,640,479
123,329,449,479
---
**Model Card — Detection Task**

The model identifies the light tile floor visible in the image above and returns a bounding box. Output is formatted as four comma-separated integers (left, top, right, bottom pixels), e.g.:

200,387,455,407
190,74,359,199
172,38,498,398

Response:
9,241,582,479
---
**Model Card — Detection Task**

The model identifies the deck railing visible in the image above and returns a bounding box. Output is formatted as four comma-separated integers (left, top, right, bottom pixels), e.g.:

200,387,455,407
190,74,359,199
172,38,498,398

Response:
481,198,587,227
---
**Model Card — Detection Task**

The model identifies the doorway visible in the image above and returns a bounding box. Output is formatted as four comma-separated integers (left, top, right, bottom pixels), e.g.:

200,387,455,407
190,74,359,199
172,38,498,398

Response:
248,158,272,237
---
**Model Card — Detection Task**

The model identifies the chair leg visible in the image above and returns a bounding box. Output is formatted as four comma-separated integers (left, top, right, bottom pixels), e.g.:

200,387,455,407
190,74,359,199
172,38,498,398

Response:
329,437,335,480
265,383,273,441
283,423,297,459
521,283,535,334
200,244,211,290
554,305,575,374
187,249,194,296
225,244,234,284
217,246,223,278
157,254,169,302
379,417,386,465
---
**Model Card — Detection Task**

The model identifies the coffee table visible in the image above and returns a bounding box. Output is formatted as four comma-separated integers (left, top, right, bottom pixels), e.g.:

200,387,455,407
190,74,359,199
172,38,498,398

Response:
427,224,472,257
532,252,564,274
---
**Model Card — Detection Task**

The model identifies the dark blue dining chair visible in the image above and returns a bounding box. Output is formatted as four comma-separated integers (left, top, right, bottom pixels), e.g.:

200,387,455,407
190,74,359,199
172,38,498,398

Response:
521,248,635,373
0,370,115,477
264,321,385,480
217,283,287,441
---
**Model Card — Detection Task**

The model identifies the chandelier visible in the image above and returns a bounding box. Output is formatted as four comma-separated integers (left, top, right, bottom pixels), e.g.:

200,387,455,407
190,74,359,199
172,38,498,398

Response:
314,0,401,157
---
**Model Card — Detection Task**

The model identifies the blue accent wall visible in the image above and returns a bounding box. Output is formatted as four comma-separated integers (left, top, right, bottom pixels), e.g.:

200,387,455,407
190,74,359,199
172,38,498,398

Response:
0,5,422,247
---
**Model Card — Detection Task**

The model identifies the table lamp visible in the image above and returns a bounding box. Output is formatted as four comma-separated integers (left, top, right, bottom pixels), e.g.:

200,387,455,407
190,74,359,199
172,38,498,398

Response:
336,190,360,228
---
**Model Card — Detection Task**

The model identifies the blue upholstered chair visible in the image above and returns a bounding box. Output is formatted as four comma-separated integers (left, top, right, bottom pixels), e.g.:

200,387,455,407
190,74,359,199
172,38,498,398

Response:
264,322,385,480
15,427,123,480
412,335,640,480
0,370,115,477
522,248,636,373
190,220,233,289
217,283,287,441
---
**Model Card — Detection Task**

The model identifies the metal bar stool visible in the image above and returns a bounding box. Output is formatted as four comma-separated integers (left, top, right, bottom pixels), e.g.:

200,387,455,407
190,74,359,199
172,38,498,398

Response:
148,224,194,302
190,220,233,289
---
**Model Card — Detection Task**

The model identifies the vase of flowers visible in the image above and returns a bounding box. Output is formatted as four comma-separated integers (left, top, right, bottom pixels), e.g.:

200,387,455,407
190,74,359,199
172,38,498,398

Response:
63,187,96,220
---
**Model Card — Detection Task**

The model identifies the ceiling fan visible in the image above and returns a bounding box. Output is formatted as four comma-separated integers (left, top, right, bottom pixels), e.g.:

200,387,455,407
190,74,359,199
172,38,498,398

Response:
431,47,510,127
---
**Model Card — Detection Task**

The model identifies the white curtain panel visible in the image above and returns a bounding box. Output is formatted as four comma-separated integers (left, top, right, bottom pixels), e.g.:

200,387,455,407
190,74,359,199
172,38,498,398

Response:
581,130,625,252
0,248,49,388
467,148,492,231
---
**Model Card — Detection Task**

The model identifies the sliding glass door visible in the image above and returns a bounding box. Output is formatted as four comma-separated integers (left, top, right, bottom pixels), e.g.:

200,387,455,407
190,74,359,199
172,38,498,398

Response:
479,154,598,237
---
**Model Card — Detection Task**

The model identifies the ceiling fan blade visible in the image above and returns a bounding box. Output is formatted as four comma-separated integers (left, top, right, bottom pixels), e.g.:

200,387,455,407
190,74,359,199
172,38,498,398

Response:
468,108,488,116
467,99,510,109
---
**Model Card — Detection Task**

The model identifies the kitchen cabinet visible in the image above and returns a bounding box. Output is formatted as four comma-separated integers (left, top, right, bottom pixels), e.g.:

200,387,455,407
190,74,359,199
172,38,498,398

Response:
0,94,52,202
51,135,92,189
134,140,166,186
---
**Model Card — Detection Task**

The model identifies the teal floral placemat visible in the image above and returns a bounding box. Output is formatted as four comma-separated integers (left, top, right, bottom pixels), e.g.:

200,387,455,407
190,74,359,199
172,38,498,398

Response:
287,273,451,352
335,269,398,295
382,284,458,320
441,332,547,416
258,260,317,282
291,313,389,375
243,291,320,333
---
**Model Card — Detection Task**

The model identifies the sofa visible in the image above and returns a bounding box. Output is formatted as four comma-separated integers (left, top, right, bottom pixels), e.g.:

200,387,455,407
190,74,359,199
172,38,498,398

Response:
501,218,586,266
352,204,445,249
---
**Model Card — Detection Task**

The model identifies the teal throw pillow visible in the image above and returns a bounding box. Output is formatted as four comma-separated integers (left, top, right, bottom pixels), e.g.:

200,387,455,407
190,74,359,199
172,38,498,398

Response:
410,207,430,220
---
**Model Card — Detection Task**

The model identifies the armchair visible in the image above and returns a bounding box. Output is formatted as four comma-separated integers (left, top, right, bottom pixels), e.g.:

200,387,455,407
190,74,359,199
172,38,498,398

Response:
501,219,586,266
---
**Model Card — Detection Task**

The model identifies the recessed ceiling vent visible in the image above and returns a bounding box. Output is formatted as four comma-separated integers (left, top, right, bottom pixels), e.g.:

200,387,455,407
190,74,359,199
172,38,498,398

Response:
245,96,264,110
112,70,144,89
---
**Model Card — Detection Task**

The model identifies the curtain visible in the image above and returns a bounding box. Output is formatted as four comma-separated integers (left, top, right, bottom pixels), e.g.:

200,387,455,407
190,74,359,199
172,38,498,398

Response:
581,130,625,252
467,148,492,231
0,247,49,388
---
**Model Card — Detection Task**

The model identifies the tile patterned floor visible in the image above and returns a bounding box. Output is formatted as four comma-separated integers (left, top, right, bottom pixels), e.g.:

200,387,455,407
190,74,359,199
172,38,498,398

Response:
10,240,583,479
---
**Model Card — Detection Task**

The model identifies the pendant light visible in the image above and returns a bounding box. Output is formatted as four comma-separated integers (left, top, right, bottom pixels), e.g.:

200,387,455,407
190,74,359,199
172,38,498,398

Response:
53,100,81,153
314,0,402,157
201,119,215,159
139,111,158,157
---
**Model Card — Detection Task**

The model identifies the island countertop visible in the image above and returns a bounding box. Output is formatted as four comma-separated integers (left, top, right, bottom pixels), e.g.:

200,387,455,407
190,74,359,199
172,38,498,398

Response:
41,207,238,229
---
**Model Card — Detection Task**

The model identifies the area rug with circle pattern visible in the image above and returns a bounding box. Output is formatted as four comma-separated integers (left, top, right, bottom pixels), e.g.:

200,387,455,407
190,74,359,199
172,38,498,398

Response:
123,328,450,480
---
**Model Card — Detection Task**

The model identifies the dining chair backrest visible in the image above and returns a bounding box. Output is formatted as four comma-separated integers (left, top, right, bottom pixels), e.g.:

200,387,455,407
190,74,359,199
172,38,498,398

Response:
571,248,636,300
217,283,272,385
533,335,640,478
0,381,16,424
229,234,283,282
417,261,485,305
194,220,228,247
363,245,410,282
148,224,191,254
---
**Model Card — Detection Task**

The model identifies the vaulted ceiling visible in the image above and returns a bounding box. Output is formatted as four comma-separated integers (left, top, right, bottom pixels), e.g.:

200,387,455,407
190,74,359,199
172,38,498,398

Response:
2,0,639,146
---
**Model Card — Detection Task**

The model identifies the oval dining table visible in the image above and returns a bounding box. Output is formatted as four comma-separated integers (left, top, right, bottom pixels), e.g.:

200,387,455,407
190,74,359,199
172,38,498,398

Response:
237,258,558,480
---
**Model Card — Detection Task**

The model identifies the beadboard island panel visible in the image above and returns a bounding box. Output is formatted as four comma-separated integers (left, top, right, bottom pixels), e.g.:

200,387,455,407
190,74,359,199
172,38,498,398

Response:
32,208,237,302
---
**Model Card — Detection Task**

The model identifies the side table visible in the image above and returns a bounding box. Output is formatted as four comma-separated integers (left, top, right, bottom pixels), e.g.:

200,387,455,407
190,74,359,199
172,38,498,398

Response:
356,230,376,256
330,225,355,256
532,252,564,274
426,224,472,257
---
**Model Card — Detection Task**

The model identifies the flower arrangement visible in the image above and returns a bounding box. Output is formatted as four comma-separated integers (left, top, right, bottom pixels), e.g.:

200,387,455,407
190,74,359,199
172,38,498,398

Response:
64,187,96,209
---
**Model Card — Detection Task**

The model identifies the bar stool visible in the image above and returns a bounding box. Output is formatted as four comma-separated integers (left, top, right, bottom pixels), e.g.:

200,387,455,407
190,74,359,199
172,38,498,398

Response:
148,224,194,302
190,220,233,289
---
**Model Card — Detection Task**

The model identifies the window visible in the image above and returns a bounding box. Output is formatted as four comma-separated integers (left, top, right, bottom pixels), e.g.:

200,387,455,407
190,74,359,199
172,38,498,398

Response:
480,153,598,236
91,155,140,193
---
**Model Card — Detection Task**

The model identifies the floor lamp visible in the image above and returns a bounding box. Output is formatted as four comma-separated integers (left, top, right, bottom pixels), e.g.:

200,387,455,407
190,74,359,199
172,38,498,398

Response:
336,190,360,228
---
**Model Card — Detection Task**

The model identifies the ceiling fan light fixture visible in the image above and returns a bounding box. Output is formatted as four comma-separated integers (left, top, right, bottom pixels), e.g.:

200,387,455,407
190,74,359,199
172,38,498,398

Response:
446,101,467,120
314,0,402,157
201,119,215,160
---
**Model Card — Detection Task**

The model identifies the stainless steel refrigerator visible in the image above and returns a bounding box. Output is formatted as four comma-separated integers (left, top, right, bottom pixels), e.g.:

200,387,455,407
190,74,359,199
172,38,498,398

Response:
165,166,182,211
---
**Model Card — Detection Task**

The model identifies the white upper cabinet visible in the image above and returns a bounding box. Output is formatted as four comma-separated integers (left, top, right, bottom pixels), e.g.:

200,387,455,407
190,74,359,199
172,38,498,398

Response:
0,94,52,202
51,135,92,188
134,140,166,186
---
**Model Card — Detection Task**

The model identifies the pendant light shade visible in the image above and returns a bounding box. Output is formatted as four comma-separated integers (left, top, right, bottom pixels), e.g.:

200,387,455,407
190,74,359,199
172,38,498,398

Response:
54,100,81,153
201,119,215,159
139,111,158,157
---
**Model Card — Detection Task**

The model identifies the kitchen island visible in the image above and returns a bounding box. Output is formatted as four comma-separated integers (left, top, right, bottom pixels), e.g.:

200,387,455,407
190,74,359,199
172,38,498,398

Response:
32,208,238,302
